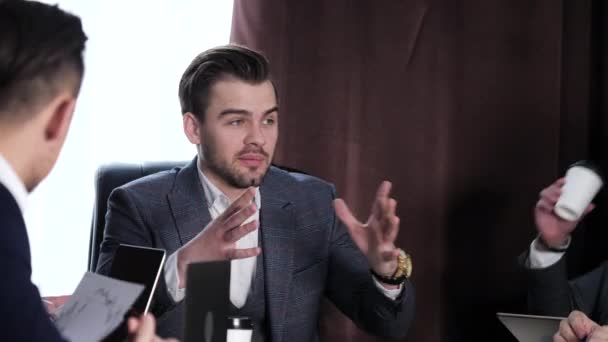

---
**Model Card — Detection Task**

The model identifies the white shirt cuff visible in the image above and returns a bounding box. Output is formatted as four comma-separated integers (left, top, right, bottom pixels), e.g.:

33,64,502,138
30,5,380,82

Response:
372,275,403,300
528,237,570,269
164,251,186,302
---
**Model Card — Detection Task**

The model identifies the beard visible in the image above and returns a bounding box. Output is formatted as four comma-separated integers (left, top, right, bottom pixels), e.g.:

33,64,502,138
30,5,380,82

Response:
201,140,271,189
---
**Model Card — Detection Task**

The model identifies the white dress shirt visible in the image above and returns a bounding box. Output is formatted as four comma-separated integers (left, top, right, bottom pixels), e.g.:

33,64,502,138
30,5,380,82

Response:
0,153,28,214
165,166,260,307
165,165,403,305
528,236,571,269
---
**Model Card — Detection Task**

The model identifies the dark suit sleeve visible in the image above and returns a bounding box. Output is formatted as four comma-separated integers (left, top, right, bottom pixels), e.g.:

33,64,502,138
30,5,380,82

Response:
0,197,66,341
324,188,415,339
95,187,177,316
522,250,573,316
523,249,608,319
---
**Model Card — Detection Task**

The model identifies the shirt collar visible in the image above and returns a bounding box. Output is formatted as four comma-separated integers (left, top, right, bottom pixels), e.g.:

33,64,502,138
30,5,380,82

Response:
196,161,261,210
0,153,28,214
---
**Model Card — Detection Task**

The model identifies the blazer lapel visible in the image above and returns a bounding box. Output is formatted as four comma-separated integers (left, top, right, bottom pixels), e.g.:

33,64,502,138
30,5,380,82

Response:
167,157,212,246
260,169,295,342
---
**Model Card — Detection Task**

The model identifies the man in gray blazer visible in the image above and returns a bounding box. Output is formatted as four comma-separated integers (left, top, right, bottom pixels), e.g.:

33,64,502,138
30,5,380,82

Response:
96,45,415,341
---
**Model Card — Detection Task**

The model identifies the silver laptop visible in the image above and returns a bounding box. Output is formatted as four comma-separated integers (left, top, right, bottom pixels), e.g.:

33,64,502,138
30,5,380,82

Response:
497,312,564,342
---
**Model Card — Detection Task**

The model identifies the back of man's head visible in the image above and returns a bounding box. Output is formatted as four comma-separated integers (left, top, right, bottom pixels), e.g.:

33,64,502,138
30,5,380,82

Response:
0,0,87,121
0,0,87,190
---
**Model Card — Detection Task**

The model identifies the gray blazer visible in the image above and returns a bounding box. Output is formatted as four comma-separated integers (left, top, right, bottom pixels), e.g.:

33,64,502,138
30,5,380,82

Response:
96,158,414,341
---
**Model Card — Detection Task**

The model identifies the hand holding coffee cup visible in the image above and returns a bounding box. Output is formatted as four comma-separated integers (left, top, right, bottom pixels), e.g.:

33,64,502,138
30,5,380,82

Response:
534,162,602,248
554,161,603,222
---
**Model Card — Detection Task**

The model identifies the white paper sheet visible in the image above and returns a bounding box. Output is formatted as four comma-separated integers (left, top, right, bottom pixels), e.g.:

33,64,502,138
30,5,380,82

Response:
54,272,144,342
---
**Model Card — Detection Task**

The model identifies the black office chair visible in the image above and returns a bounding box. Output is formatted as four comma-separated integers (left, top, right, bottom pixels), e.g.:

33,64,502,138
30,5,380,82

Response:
88,161,308,272
88,161,188,271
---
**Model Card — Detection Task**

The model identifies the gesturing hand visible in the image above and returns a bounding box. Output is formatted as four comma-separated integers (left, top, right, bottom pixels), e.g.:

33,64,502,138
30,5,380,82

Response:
176,187,261,286
333,181,401,278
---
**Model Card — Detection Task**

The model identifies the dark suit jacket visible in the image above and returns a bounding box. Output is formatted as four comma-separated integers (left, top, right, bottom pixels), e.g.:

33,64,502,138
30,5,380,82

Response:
0,184,66,341
523,249,608,324
96,158,415,341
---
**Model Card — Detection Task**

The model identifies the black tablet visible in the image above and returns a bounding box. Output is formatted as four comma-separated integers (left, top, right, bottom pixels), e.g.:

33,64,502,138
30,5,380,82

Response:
108,244,166,315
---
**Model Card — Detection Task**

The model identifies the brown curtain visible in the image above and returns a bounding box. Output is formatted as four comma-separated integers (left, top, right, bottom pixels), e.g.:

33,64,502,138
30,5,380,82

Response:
230,1,608,341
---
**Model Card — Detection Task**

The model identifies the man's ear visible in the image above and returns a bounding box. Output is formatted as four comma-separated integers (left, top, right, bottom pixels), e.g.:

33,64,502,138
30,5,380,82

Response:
44,97,75,143
183,112,202,145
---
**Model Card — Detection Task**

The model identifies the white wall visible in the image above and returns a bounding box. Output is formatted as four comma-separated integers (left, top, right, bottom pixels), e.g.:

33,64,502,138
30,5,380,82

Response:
28,0,234,296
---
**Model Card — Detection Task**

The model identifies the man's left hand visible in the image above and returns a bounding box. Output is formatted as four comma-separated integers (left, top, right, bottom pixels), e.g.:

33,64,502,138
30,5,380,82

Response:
333,181,401,284
587,326,608,342
554,310,598,342
42,295,70,320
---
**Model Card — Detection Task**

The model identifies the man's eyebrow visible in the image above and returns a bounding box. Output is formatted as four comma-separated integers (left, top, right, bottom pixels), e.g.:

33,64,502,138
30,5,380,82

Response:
264,106,279,115
218,108,252,117
217,106,279,117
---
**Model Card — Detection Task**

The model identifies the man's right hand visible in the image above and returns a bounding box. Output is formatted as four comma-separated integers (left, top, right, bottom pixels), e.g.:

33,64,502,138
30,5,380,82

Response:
554,310,598,342
128,314,178,342
535,178,594,248
175,187,261,287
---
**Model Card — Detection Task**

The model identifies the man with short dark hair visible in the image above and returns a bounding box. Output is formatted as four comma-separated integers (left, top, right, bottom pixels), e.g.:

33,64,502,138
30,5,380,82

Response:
97,45,415,341
0,2,174,341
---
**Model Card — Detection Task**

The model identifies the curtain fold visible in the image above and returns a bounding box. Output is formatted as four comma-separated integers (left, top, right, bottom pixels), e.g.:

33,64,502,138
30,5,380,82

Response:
231,1,608,340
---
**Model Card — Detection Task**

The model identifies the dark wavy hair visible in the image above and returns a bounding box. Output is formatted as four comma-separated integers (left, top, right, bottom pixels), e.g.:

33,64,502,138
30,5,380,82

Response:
178,44,276,121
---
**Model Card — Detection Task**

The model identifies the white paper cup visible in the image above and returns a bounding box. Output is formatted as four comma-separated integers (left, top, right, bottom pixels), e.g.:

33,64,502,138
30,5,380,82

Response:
226,317,252,342
227,329,252,342
554,164,603,221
